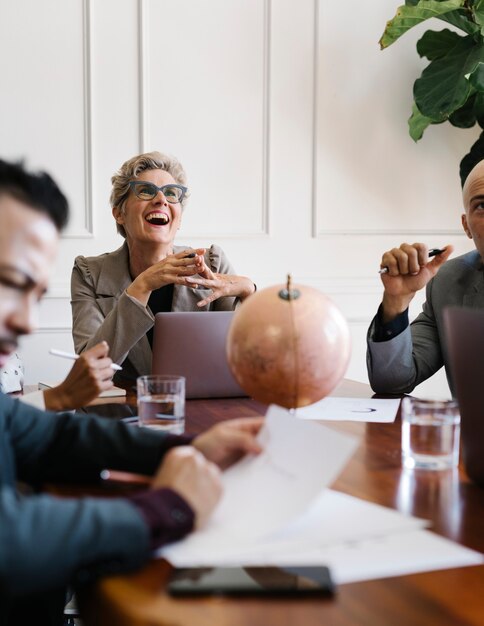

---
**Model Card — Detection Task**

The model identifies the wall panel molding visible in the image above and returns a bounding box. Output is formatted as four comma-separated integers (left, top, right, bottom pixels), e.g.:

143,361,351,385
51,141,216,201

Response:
138,0,149,154
138,0,271,238
310,0,466,239
315,229,466,237
310,0,319,239
261,0,271,237
35,326,72,333
62,0,94,239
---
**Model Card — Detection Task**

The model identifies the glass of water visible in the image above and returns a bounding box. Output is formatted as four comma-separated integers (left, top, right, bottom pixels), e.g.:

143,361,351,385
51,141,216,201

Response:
137,375,185,434
401,397,460,470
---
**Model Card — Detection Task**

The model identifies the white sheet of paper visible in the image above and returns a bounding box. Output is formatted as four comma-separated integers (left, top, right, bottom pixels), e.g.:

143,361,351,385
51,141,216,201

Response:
160,405,359,561
221,489,429,559
163,486,483,582
295,397,400,423
182,528,482,584
295,528,484,584
160,404,482,584
164,489,428,566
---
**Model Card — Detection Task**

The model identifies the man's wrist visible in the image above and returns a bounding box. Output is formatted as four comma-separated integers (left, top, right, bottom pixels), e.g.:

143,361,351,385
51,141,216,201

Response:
373,304,409,342
381,293,414,324
129,487,194,550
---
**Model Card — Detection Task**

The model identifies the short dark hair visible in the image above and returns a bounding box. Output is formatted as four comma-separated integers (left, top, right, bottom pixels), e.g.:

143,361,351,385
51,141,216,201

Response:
0,159,69,231
459,131,484,188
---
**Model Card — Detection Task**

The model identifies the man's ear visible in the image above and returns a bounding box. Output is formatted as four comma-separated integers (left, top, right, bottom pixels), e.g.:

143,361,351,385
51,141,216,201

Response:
112,206,124,224
462,213,473,239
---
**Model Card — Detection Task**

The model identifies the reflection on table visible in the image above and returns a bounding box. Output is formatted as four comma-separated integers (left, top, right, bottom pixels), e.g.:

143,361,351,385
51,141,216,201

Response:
77,380,484,626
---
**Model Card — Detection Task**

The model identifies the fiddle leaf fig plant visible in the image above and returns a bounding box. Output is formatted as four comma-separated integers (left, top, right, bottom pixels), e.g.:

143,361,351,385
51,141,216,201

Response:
380,0,484,140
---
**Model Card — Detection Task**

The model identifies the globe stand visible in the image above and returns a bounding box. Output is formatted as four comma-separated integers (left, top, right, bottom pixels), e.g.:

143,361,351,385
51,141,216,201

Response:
278,274,300,301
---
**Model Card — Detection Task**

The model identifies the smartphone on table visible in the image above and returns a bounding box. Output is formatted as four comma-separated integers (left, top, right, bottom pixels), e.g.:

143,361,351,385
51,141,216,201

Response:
167,565,335,597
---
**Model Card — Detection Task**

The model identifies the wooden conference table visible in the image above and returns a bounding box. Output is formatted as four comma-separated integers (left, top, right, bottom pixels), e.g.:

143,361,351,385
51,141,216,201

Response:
78,380,484,626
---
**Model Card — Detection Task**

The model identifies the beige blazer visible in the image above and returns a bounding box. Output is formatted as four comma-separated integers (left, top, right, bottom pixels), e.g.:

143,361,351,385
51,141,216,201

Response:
71,242,237,382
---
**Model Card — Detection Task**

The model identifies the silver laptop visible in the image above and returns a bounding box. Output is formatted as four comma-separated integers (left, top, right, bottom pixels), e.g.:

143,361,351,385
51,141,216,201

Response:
443,306,484,486
152,311,247,399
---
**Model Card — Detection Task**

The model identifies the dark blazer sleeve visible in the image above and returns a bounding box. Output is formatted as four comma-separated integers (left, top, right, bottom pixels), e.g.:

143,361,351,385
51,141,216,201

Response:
0,487,150,595
0,394,190,595
366,251,484,395
367,279,443,394
6,399,182,485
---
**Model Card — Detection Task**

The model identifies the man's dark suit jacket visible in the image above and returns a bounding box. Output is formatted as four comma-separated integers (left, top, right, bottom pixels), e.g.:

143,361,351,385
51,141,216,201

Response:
0,392,186,624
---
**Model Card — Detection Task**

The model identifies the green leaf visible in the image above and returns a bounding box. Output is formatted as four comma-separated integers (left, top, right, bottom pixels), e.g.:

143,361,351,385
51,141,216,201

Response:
416,28,465,59
406,0,479,35
469,62,484,91
472,0,484,36
408,102,433,140
437,9,480,35
448,93,477,127
414,36,484,121
380,0,466,49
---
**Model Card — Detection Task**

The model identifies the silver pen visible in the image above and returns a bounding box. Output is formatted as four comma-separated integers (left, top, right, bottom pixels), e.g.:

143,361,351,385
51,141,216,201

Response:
378,248,445,275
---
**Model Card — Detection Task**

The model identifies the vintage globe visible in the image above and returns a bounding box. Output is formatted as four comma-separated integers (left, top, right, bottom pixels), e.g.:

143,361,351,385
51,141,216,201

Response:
226,278,351,408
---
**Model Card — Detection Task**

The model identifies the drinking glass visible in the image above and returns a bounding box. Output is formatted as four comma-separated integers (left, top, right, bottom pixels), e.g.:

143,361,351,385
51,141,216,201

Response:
401,397,460,470
137,375,185,434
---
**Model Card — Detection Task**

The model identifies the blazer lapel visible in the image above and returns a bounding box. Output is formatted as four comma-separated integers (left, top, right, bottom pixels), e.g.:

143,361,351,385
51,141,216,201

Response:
97,243,133,297
95,243,152,375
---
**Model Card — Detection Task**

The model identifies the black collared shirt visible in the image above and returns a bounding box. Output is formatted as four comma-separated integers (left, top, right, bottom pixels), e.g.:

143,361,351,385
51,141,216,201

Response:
373,304,409,342
146,284,174,347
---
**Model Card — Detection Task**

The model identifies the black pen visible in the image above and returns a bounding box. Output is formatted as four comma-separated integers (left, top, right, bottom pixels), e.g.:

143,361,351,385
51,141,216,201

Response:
378,248,445,275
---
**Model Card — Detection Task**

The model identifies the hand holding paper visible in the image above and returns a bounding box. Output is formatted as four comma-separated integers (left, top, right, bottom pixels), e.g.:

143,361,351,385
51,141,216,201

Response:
161,405,360,562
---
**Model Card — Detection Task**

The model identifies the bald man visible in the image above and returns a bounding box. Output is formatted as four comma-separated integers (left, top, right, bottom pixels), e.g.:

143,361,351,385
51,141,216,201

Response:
366,158,484,395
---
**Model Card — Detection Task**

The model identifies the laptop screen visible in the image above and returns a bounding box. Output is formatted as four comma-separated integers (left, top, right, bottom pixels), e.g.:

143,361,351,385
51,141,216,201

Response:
152,311,247,399
443,306,484,486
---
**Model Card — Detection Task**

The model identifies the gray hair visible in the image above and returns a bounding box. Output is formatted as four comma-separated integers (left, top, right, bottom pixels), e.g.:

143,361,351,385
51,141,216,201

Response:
110,151,189,238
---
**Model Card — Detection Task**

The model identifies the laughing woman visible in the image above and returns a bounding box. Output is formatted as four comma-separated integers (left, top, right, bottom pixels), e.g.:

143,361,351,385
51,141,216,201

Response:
71,151,255,383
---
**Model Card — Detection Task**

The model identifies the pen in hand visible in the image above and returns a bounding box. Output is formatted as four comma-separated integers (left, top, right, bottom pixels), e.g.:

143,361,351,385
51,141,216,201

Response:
378,248,446,275
49,348,123,371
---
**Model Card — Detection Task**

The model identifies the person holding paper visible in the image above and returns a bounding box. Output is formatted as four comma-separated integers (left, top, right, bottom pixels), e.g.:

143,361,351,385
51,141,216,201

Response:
0,158,263,625
367,135,484,395
71,151,256,383
0,342,116,410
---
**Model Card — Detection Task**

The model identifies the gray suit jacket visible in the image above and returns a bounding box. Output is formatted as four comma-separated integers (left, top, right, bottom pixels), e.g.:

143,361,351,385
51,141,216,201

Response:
71,242,237,382
367,250,484,395
0,392,188,619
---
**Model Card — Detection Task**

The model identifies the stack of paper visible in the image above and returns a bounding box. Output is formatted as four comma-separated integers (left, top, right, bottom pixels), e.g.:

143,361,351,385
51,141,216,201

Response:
160,405,483,584
38,381,126,398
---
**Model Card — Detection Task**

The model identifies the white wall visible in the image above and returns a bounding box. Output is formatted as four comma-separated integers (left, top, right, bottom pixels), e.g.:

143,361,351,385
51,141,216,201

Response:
0,0,477,396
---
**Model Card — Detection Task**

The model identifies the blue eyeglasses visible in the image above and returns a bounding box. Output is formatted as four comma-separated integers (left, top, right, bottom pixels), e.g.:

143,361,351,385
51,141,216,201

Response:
129,181,188,203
